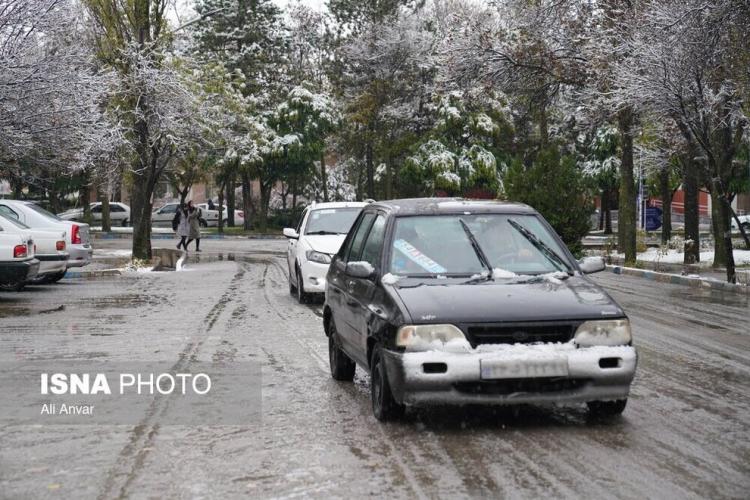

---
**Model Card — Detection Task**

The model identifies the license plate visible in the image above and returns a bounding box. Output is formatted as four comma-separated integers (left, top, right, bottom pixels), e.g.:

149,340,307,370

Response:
480,357,569,380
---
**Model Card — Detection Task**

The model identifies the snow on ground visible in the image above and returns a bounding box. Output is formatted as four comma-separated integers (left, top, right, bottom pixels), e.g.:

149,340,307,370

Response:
616,248,750,265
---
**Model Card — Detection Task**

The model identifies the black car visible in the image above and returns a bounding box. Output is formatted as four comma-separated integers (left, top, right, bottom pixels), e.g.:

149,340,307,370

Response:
324,198,637,421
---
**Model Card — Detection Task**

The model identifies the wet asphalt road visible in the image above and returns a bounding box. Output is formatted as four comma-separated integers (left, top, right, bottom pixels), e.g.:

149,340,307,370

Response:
0,239,748,499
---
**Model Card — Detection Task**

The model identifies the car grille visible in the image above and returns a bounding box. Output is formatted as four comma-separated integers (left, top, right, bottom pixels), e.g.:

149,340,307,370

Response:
462,321,580,346
454,378,588,395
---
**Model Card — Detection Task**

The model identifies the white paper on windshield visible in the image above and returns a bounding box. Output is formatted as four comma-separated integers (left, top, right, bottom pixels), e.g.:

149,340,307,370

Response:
393,239,447,273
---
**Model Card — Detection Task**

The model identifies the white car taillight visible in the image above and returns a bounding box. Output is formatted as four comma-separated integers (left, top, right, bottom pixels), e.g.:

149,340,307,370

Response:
14,244,28,258
71,224,81,244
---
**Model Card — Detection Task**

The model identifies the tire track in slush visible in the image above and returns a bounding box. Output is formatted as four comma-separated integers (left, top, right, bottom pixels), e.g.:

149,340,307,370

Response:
262,257,471,499
98,263,247,500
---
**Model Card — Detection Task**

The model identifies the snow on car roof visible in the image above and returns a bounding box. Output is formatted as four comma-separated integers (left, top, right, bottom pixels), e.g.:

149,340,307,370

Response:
369,198,536,216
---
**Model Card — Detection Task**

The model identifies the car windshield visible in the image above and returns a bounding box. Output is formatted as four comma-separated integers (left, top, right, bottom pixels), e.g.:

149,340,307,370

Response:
305,208,361,235
26,203,62,221
0,212,31,229
389,214,571,277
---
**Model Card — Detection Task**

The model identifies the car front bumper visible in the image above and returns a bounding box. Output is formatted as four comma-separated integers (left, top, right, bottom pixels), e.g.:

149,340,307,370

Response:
66,244,92,268
382,342,637,407
299,259,330,293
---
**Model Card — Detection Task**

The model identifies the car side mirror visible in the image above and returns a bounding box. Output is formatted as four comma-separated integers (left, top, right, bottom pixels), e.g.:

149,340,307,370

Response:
346,261,375,279
283,228,299,239
579,256,606,274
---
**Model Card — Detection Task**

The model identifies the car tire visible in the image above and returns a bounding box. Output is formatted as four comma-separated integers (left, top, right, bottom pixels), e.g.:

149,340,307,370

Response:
121,218,128,227
329,322,355,381
370,347,404,421
43,270,67,283
587,399,627,417
0,282,25,292
296,267,309,304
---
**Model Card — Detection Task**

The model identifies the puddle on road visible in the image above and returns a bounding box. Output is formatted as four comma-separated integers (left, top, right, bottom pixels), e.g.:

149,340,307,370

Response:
668,288,748,307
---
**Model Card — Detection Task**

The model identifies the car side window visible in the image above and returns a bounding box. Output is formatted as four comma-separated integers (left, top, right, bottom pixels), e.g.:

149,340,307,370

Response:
0,205,19,220
360,215,386,268
91,205,102,213
161,204,176,214
346,213,376,263
110,205,125,213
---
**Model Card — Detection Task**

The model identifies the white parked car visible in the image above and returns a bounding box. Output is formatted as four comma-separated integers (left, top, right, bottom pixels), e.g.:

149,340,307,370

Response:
0,213,68,284
731,214,750,232
58,202,131,227
284,201,368,302
0,200,92,278
0,232,39,291
196,203,245,227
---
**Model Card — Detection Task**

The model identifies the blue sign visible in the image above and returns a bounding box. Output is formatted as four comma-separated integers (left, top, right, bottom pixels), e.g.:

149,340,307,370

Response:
645,206,662,231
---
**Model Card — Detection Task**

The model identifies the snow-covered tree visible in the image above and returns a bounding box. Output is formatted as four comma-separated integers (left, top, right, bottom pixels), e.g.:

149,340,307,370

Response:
0,0,118,195
616,0,750,282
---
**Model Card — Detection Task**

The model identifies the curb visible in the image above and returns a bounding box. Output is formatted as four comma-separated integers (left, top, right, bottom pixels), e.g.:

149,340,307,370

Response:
606,265,749,295
92,232,284,240
63,269,122,279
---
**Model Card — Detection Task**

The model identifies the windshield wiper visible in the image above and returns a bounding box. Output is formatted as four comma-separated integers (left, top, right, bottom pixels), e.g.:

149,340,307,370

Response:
507,219,573,275
458,219,493,280
306,230,340,235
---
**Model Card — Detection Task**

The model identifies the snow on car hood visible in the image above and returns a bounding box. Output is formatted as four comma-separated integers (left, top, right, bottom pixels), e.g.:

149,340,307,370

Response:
304,234,347,255
391,275,624,323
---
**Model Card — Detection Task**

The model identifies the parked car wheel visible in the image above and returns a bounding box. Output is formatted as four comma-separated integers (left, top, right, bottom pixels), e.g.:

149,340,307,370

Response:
0,282,25,292
587,399,627,417
121,218,129,227
370,347,404,421
41,270,67,283
296,266,309,304
329,322,356,381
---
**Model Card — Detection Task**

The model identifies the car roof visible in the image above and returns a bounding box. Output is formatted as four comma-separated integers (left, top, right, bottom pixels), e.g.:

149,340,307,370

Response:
366,198,537,216
307,201,368,210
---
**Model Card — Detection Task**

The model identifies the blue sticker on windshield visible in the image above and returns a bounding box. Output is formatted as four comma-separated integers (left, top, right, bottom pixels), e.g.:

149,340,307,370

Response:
393,239,447,273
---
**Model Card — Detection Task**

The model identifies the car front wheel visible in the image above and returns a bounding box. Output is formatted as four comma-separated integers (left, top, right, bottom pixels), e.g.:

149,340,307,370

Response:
587,399,627,417
370,347,404,421
328,322,355,381
296,267,309,304
121,218,129,227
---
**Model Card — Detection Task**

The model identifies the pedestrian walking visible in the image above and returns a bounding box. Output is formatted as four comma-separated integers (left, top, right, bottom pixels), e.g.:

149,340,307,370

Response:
185,200,202,252
175,203,189,251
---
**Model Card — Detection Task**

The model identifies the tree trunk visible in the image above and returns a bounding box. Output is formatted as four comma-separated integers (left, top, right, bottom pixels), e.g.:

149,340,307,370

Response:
241,171,253,230
320,153,329,202
81,171,92,225
130,170,154,260
258,181,271,233
604,187,613,235
100,183,111,232
659,168,671,245
365,140,374,199
709,188,727,269
217,185,225,235
683,160,700,264
598,190,605,231
291,175,298,210
617,108,637,264
714,187,736,283
226,172,235,227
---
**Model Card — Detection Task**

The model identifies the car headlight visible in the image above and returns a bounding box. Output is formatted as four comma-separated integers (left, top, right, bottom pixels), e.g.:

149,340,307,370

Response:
306,250,331,264
574,319,632,347
396,324,471,352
